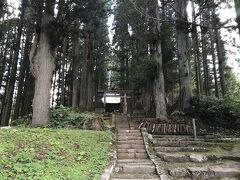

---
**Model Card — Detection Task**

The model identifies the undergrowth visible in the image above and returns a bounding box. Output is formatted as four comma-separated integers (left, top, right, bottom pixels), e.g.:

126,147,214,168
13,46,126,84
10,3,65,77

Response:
189,96,240,129
11,106,105,130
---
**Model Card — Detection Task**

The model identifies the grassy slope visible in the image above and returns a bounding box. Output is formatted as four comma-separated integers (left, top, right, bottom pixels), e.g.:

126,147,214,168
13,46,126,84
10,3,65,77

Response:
0,128,113,180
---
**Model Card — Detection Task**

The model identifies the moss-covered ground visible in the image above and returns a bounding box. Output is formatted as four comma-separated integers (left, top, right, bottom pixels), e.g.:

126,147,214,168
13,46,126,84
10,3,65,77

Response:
0,128,113,180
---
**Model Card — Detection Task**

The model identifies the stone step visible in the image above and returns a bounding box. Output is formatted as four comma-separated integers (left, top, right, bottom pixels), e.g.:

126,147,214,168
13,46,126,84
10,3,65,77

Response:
118,134,142,138
111,178,159,180
118,152,148,159
117,161,153,166
153,135,194,138
159,154,208,163
209,167,240,178
121,164,156,174
169,167,215,178
117,136,143,141
117,126,130,129
168,167,190,178
217,155,240,161
111,173,159,179
117,159,153,164
118,140,144,145
117,144,145,149
153,140,204,147
153,137,202,142
157,152,240,163
204,139,239,143
117,148,146,153
188,167,215,179
118,132,142,136
118,130,140,133
154,146,209,153
168,167,240,178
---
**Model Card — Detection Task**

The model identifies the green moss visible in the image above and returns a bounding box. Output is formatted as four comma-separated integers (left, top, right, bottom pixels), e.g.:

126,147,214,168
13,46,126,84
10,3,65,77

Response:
0,128,113,180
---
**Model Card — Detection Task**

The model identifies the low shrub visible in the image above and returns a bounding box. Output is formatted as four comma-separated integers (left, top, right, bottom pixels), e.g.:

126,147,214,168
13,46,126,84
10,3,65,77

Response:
49,106,90,128
11,114,32,127
189,96,240,129
11,106,105,130
170,111,186,122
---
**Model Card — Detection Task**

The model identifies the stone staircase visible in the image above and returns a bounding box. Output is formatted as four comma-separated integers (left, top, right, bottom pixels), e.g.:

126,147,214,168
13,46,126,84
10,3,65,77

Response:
152,135,240,179
110,115,159,180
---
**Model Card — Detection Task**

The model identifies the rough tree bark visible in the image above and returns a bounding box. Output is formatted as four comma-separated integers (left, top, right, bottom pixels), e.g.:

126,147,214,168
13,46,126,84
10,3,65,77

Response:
30,0,56,127
200,11,210,96
72,32,80,110
149,0,167,118
86,32,94,111
30,33,55,127
201,30,210,95
215,29,226,96
79,33,89,110
120,51,125,90
175,0,192,111
209,9,219,98
191,0,203,96
56,53,62,106
79,24,96,111
125,56,129,90
58,0,68,106
60,37,67,105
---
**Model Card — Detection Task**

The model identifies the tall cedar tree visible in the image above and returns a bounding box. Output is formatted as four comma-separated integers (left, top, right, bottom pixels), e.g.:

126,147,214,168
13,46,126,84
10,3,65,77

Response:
175,0,192,111
148,0,167,118
30,0,60,126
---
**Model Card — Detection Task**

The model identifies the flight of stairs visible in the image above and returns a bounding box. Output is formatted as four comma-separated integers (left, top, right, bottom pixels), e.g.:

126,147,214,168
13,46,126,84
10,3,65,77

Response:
110,115,159,180
152,135,240,179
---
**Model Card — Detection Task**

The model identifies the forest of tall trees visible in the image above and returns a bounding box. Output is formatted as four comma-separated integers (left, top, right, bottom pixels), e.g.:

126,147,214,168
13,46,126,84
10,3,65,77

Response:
0,0,240,127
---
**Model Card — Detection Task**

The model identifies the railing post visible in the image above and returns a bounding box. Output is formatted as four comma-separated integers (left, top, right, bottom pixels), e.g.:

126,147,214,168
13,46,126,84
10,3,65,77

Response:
123,93,127,115
111,113,116,128
192,118,197,140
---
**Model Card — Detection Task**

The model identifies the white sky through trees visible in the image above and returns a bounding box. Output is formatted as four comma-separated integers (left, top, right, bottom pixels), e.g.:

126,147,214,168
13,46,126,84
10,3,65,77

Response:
7,0,240,77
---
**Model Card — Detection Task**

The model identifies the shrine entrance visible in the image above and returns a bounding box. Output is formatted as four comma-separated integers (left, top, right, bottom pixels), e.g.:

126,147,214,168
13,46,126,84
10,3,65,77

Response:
95,90,131,114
